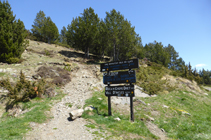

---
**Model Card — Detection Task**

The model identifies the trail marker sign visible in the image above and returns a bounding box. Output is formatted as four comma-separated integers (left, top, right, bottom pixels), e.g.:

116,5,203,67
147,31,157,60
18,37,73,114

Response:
105,85,134,97
100,59,139,72
103,70,136,84
100,58,139,122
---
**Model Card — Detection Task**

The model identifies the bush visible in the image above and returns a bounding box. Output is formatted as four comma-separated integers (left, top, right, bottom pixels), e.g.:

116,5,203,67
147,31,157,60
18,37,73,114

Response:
6,57,20,64
136,64,169,95
0,71,47,111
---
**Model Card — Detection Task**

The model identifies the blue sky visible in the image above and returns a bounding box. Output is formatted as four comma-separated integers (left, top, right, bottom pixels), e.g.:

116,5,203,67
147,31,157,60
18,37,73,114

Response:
6,0,211,71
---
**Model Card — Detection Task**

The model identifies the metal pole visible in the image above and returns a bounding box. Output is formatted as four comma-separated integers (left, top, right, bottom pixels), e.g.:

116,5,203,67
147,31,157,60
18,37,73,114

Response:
108,96,112,116
130,96,134,121
107,69,112,116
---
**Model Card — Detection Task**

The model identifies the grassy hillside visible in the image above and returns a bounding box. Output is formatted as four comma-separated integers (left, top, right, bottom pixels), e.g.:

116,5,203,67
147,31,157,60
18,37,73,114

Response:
0,40,210,139
82,89,211,139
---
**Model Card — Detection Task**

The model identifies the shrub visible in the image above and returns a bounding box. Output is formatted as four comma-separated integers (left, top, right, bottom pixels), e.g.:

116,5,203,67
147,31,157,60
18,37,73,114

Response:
136,64,169,95
0,71,47,111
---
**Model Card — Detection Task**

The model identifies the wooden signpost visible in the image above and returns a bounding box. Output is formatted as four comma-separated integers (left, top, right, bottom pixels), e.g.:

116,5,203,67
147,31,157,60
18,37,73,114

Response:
100,58,139,121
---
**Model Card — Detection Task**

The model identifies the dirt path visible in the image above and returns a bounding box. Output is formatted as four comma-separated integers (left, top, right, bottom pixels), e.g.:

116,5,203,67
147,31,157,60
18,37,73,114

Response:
25,63,104,140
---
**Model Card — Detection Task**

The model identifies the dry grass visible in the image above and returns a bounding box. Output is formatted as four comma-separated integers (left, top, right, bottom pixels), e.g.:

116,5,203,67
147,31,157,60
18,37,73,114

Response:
36,66,71,86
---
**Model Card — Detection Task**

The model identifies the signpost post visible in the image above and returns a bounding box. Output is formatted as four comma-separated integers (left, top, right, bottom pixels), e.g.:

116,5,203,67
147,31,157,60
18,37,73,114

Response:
100,58,139,122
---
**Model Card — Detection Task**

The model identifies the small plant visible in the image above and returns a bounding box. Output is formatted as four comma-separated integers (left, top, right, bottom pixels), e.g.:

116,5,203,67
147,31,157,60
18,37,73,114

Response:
64,64,71,72
0,71,47,111
44,49,50,56
65,103,72,108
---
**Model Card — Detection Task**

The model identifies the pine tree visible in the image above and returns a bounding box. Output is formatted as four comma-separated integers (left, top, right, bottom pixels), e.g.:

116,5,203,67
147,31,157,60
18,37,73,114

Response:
188,62,192,76
59,26,67,44
31,10,46,41
104,9,141,61
0,1,27,63
164,44,179,70
66,7,100,58
42,17,59,43
31,11,58,43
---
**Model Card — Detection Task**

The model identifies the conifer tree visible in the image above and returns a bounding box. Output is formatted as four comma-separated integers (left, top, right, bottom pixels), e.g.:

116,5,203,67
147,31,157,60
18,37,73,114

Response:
59,26,67,44
0,1,27,63
66,7,100,58
31,11,58,43
42,17,59,43
31,10,46,41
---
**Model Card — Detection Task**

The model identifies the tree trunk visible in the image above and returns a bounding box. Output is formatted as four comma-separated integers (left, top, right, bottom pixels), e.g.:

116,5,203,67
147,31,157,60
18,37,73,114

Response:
101,49,104,60
87,47,89,59
48,37,51,44
113,44,116,61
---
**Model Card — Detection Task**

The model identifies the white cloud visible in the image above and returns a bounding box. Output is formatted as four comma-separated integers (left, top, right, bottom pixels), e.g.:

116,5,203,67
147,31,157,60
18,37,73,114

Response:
195,64,207,68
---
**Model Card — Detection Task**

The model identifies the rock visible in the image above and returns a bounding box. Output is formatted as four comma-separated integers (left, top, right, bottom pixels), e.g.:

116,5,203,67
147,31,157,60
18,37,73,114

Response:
8,107,22,117
84,106,95,111
137,99,146,105
145,114,155,121
163,105,169,108
32,75,41,80
161,128,165,132
45,87,57,97
11,73,17,77
182,111,191,116
0,89,9,93
96,72,101,76
63,62,72,66
75,58,80,62
38,62,43,65
15,64,21,66
143,64,148,67
69,109,84,120
114,117,121,121
150,94,157,97
135,85,150,98
26,75,31,78
204,93,208,96
82,75,87,78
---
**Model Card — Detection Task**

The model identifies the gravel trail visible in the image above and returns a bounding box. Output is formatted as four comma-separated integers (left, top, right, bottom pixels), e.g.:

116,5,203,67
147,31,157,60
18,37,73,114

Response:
25,63,104,140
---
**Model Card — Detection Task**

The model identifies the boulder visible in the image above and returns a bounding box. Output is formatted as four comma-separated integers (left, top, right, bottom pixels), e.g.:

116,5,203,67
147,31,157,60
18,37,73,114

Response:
69,109,84,120
114,117,121,121
135,85,150,98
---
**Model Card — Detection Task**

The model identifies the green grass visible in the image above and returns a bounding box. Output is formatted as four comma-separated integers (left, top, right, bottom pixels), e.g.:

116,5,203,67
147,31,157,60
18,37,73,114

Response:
82,91,158,140
137,90,211,140
0,72,5,77
82,89,211,139
0,93,65,140
65,102,72,108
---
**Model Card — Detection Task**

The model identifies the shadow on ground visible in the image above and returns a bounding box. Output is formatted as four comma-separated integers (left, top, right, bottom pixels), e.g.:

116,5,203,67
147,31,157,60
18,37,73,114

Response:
59,50,110,65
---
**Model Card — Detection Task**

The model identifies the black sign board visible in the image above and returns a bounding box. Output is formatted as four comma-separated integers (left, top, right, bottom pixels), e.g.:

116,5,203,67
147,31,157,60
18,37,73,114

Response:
100,59,139,72
103,70,136,84
105,85,134,97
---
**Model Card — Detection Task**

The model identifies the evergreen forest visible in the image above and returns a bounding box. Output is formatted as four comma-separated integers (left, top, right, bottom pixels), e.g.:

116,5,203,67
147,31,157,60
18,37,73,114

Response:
0,1,211,85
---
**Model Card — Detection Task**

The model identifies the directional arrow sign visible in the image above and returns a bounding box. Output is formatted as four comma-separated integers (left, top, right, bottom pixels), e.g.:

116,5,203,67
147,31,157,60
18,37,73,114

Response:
100,59,139,72
105,85,135,97
103,70,136,84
